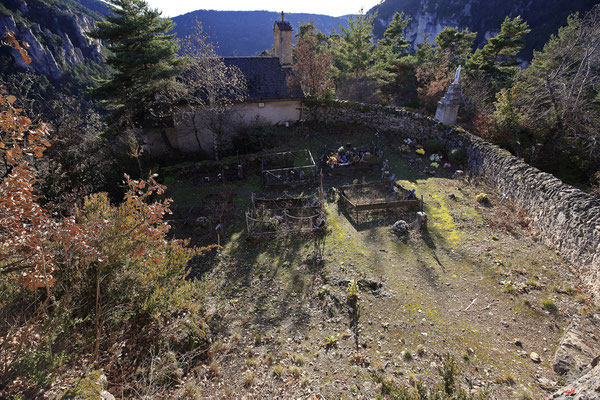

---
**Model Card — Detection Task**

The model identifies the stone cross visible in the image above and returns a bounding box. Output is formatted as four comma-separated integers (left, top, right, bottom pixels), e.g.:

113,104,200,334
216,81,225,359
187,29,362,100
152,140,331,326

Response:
453,65,462,85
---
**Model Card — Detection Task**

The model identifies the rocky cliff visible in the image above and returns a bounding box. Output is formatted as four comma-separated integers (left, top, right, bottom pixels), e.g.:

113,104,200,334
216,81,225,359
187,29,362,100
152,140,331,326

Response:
368,0,598,60
0,0,107,79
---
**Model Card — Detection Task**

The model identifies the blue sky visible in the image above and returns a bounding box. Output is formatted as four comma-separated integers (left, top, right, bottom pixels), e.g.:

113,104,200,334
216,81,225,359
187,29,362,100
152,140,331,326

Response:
143,0,381,17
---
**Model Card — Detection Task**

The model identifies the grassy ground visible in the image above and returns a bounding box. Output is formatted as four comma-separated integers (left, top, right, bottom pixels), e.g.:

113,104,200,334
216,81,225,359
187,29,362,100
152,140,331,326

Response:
163,124,591,399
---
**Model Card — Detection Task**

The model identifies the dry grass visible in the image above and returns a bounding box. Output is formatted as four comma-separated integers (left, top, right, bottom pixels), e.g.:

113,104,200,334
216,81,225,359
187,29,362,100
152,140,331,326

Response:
489,198,530,236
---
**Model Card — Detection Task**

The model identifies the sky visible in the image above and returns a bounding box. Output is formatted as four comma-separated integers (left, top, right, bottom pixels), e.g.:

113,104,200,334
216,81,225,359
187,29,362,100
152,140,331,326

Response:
143,0,382,17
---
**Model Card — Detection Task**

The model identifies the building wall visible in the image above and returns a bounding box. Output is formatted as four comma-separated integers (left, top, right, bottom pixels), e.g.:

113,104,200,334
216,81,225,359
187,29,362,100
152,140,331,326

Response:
143,100,302,157
307,100,600,303
234,99,301,126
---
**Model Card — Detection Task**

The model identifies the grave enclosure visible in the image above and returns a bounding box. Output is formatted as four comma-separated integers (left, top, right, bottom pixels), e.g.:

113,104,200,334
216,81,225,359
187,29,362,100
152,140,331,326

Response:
337,181,422,223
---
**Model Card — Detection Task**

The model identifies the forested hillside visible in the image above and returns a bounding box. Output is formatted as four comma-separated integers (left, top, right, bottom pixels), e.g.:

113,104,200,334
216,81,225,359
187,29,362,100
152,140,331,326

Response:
368,0,598,60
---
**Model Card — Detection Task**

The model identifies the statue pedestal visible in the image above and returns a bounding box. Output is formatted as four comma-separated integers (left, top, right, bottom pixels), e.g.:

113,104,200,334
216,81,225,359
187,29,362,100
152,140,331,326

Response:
434,83,461,126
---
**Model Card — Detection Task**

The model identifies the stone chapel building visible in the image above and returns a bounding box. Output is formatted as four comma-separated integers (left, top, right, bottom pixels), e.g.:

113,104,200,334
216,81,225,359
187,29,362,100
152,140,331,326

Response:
144,15,304,157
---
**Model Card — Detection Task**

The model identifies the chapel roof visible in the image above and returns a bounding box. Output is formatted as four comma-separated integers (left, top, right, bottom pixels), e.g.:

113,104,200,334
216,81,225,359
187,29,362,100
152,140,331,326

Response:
223,56,303,100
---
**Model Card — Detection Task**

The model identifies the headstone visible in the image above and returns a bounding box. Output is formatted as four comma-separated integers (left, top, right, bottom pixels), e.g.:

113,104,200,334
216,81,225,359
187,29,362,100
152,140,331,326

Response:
414,212,427,231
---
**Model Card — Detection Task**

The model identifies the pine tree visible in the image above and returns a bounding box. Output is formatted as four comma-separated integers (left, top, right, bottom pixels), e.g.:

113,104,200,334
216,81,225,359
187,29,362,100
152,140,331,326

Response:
378,12,412,55
467,16,530,84
90,0,183,129
329,11,381,101
332,12,377,81
512,6,600,169
373,12,413,103
435,27,477,67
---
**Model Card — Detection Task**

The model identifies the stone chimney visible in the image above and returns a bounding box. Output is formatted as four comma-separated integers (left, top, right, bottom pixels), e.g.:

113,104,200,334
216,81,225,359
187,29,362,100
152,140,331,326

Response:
273,12,293,66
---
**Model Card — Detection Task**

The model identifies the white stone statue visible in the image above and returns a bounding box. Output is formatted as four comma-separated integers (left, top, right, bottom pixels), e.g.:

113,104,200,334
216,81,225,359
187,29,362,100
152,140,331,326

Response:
453,65,462,84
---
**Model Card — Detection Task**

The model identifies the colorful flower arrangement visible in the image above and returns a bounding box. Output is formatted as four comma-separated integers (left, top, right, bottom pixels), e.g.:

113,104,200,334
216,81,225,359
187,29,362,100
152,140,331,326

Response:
430,154,441,162
430,162,440,168
416,148,425,156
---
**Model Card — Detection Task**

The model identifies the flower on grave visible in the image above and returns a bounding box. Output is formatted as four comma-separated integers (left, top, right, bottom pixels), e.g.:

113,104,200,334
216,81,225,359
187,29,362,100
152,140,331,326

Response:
430,154,441,162
416,148,425,156
443,163,452,168
476,193,489,204
398,145,411,153
430,162,440,168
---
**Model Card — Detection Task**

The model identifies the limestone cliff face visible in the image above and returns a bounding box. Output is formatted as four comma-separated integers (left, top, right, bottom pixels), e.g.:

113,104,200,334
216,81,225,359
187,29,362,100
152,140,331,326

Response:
369,0,598,60
0,0,106,79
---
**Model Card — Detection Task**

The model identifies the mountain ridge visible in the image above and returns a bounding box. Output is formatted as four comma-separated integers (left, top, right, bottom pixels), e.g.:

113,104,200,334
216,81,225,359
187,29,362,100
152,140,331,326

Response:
171,10,350,56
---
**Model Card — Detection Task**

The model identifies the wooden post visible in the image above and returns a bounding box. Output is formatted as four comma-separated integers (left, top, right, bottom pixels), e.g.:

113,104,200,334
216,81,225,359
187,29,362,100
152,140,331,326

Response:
415,212,428,231
319,168,324,204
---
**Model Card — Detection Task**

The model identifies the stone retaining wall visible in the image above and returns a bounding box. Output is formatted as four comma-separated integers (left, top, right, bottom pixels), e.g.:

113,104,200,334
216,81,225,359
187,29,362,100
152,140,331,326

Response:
307,100,600,302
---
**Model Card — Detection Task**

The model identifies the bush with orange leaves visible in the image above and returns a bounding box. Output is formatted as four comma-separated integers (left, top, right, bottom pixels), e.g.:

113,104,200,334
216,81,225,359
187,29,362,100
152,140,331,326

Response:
0,30,217,396
0,88,215,394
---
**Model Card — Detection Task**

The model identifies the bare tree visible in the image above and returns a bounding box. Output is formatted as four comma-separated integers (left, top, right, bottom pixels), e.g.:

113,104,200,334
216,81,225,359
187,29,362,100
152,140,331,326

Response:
517,5,600,160
178,21,247,159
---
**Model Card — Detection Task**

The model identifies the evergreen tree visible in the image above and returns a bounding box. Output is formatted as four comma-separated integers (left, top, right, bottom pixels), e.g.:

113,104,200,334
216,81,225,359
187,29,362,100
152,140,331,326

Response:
467,16,530,85
330,11,380,102
332,12,377,81
373,12,413,104
90,0,183,129
378,12,412,55
435,27,477,67
297,22,330,52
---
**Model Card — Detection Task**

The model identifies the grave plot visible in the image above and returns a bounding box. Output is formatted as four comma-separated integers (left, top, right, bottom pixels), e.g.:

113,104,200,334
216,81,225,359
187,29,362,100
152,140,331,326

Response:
321,143,383,173
169,192,235,246
162,154,263,185
337,181,422,223
261,149,317,188
245,192,326,237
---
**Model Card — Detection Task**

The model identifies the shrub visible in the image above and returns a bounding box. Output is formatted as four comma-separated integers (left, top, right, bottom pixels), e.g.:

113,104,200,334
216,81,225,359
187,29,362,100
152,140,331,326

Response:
542,299,558,313
324,336,338,349
347,279,359,298
423,139,444,153
291,353,305,366
272,364,284,377
243,371,255,387
448,148,467,164
0,89,213,396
